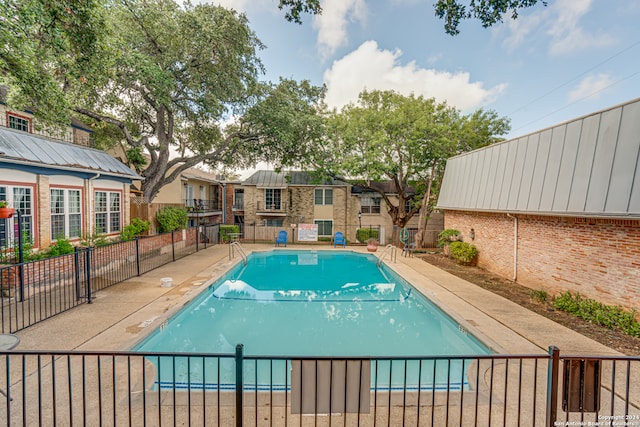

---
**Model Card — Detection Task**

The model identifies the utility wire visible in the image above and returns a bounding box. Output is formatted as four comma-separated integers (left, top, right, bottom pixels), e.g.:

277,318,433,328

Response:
506,39,640,117
511,70,640,133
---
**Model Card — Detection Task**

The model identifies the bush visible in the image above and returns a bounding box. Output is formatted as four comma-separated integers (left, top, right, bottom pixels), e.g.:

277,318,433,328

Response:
437,229,461,247
448,241,478,265
121,218,151,241
219,225,240,243
45,237,75,257
356,228,379,243
156,206,188,233
553,291,640,336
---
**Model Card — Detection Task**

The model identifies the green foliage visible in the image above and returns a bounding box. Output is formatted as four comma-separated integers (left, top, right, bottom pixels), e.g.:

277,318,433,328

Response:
219,225,240,243
80,231,109,248
45,237,75,257
553,292,640,337
529,289,548,304
356,228,379,243
435,0,546,35
0,201,8,208
438,229,461,247
125,147,147,173
120,218,151,241
448,241,478,265
156,207,188,233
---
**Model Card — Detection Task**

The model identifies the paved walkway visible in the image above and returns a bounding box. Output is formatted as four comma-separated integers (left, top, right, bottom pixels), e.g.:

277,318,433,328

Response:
14,243,619,356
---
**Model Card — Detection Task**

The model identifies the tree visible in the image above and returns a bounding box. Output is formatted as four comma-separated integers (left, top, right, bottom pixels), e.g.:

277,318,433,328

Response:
271,0,546,35
310,90,509,246
68,1,324,202
0,0,108,124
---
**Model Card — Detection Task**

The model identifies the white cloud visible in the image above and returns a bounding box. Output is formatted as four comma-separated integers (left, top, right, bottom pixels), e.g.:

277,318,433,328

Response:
323,41,506,111
568,74,614,102
501,0,615,55
313,0,367,59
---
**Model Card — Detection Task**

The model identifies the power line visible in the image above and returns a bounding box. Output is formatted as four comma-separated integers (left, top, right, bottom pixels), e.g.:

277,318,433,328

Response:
511,70,640,133
506,39,640,117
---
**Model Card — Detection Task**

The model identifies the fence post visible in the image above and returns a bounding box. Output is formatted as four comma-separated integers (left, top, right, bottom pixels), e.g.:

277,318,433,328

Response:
135,237,141,276
16,211,24,302
171,231,175,262
74,247,81,300
546,346,560,427
85,247,93,304
235,344,244,427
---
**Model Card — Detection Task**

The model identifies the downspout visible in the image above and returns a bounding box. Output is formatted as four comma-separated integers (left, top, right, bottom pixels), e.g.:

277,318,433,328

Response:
506,213,517,281
222,182,226,224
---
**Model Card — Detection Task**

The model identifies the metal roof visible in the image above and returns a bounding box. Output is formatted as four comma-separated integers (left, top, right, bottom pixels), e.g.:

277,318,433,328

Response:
0,127,141,180
242,170,348,188
437,97,640,218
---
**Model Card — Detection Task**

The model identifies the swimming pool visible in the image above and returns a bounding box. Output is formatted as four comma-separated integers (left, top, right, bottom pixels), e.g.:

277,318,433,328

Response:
134,250,490,390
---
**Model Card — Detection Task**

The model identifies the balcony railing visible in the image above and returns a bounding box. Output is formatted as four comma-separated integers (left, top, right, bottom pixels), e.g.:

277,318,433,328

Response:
185,199,222,213
256,201,287,214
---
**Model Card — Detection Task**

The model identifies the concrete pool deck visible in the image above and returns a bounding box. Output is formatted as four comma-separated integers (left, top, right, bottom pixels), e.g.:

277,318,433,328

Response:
14,243,620,357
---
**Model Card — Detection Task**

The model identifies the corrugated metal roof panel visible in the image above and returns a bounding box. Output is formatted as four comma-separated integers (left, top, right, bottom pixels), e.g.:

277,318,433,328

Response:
0,127,141,180
437,97,640,218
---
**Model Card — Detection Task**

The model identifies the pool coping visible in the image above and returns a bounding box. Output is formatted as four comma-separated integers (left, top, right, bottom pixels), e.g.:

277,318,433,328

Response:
14,244,620,357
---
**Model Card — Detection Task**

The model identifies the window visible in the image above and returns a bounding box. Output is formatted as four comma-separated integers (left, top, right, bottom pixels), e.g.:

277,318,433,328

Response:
185,184,194,206
233,189,244,210
94,191,121,234
264,219,283,227
7,113,31,133
361,195,381,214
314,188,333,205
0,186,33,248
265,189,282,209
314,220,333,236
50,189,82,240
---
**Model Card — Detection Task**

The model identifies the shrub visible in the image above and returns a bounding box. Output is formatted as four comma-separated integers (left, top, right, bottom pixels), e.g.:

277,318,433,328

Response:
437,229,461,247
356,228,379,243
529,289,548,304
553,291,640,337
80,231,109,248
121,218,151,241
448,241,478,265
46,237,75,257
219,225,240,243
156,206,188,233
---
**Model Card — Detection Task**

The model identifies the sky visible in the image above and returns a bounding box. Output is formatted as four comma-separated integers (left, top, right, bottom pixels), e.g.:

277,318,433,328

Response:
211,0,640,176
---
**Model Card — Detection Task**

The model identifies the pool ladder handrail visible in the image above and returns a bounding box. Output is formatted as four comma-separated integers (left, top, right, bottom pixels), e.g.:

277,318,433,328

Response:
229,241,248,266
376,244,397,266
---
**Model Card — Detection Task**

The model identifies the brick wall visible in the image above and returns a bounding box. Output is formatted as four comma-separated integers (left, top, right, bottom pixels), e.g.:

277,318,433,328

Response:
444,210,640,311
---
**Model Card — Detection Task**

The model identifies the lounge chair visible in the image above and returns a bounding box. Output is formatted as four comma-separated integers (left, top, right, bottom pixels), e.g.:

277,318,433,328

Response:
275,230,288,247
333,231,346,248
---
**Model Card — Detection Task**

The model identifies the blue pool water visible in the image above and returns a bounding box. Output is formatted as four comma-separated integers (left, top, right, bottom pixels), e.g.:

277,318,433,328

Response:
134,250,490,390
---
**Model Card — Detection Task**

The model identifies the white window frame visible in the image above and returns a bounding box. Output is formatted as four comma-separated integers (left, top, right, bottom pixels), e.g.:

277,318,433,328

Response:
361,194,381,214
7,113,31,133
314,219,333,237
94,191,121,234
265,188,282,209
0,185,34,248
314,188,333,205
50,188,82,240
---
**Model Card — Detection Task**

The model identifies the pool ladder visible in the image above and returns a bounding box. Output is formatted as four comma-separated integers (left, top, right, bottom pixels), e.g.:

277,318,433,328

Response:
376,244,397,267
229,241,248,266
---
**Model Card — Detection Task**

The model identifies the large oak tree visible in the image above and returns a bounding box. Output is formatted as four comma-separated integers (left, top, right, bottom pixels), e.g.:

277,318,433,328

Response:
311,90,510,246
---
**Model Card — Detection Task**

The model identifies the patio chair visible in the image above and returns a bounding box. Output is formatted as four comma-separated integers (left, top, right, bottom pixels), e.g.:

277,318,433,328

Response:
275,230,288,247
333,231,346,248
402,242,416,257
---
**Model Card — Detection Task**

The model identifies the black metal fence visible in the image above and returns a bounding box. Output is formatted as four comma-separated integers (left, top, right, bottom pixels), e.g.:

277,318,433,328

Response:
0,347,637,426
0,224,220,334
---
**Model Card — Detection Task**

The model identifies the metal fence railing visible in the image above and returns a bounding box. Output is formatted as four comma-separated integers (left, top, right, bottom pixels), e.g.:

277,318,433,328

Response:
0,347,637,426
0,224,220,334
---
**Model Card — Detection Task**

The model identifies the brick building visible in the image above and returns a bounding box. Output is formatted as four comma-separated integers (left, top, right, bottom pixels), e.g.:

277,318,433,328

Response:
437,98,640,310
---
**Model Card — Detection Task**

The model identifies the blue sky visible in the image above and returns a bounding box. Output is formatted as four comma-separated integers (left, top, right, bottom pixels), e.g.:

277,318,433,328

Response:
213,0,640,161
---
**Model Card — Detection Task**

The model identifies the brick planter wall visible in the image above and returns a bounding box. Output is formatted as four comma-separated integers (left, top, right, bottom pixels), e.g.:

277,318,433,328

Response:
444,210,640,311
